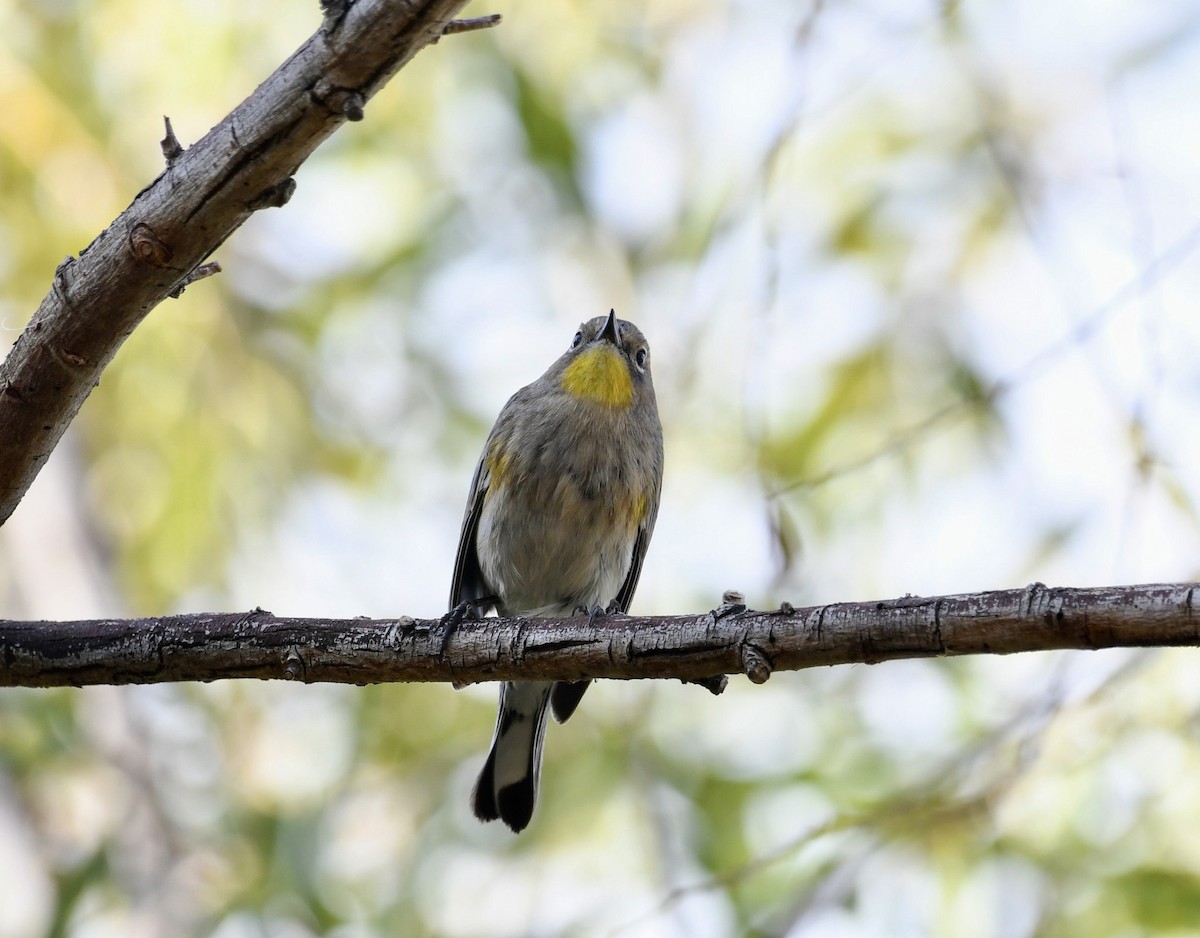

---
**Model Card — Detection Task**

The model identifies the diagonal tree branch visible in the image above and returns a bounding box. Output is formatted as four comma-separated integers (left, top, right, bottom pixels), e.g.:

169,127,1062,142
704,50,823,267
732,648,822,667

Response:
0,0,489,526
1,582,1195,689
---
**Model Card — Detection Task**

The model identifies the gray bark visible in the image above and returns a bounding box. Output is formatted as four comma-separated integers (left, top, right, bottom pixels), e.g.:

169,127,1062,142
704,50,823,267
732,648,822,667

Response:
1,582,1194,688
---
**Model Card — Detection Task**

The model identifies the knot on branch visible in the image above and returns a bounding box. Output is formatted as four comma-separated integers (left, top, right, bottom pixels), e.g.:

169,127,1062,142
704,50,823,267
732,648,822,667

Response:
340,92,366,122
52,257,78,313
54,348,88,368
283,647,305,680
684,674,729,696
129,223,174,267
1,382,27,403
1024,581,1049,615
319,0,350,32
713,590,747,621
247,178,296,211
740,643,772,684
311,80,367,122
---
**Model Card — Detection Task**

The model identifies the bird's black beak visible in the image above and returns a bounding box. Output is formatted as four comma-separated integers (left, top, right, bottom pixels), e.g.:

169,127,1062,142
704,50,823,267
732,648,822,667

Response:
599,309,620,346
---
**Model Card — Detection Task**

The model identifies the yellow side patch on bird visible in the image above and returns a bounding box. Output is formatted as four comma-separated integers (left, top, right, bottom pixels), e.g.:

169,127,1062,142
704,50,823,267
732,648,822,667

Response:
486,443,512,484
631,491,648,525
560,346,634,408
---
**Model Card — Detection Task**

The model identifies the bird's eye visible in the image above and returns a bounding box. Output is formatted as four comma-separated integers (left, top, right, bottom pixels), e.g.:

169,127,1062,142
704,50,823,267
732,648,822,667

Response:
635,348,648,369
571,330,584,349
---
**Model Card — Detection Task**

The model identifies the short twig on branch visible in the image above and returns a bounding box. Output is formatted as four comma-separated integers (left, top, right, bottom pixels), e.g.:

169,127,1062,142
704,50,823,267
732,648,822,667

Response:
0,582,1194,689
160,116,184,165
168,262,222,298
442,13,502,35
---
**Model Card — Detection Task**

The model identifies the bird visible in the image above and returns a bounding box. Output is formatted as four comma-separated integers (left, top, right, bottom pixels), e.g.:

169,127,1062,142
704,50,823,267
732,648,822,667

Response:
448,309,663,832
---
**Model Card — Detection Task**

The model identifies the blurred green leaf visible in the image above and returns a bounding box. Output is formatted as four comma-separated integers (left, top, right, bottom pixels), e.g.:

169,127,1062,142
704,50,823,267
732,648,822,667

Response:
1113,868,1200,931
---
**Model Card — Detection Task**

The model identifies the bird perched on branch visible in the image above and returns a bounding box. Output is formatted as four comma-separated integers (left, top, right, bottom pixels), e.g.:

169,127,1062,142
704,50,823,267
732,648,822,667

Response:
449,310,663,832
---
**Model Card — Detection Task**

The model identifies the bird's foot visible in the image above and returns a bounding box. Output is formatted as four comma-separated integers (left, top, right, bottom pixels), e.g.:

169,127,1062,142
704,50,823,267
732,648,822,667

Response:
439,597,496,658
573,599,626,628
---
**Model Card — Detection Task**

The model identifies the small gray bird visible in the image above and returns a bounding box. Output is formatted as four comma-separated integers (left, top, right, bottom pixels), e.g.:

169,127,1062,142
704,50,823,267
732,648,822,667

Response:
449,310,663,832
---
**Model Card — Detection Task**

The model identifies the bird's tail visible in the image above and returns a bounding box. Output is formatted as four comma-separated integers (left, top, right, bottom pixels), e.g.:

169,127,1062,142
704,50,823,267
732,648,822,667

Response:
471,680,553,833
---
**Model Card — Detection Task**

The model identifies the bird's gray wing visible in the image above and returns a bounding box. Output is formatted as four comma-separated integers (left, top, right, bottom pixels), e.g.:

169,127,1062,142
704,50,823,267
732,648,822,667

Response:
448,452,494,616
613,518,654,619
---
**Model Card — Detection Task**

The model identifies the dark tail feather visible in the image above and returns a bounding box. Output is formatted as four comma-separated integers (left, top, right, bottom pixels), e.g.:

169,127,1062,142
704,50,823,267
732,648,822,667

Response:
472,681,551,833
470,738,537,834
550,679,591,723
471,747,499,823
496,777,537,833
472,740,538,833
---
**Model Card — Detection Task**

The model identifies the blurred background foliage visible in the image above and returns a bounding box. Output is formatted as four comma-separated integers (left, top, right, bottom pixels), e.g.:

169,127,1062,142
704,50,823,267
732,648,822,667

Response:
2,0,1200,935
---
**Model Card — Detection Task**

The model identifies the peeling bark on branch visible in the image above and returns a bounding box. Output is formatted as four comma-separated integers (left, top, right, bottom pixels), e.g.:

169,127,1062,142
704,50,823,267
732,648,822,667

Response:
1,582,1195,689
0,0,483,525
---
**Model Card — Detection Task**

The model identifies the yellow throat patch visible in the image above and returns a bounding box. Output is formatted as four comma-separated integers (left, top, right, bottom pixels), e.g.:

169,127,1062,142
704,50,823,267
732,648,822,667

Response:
560,345,634,408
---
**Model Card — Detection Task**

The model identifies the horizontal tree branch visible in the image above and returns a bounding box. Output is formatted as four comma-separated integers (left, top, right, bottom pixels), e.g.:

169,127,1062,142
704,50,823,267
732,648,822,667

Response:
0,0,487,526
1,582,1195,689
